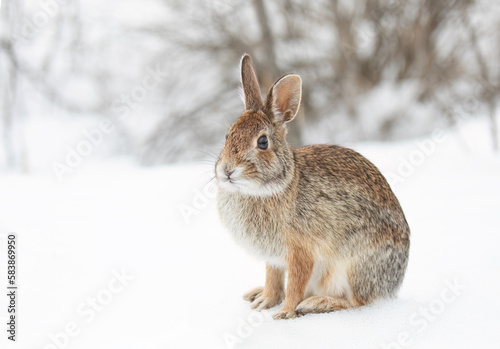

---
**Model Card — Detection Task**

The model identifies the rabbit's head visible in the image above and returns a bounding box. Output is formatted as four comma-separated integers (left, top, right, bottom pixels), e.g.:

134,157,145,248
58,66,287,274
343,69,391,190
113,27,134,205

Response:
216,54,302,197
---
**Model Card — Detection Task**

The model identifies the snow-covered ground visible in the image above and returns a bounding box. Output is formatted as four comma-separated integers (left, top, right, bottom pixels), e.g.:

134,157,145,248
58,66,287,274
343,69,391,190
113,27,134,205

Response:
1,116,500,349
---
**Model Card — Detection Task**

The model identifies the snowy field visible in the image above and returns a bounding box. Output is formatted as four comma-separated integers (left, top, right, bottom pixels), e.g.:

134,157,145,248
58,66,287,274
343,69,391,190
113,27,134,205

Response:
1,116,500,349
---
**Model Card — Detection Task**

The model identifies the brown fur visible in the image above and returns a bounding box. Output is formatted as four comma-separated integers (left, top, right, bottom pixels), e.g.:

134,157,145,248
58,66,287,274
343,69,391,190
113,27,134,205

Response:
263,265,285,301
240,55,263,111
273,242,315,319
216,54,410,319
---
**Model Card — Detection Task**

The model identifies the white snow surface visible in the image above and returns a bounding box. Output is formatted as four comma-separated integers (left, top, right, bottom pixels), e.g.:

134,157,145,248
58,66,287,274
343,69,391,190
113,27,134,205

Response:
1,117,500,349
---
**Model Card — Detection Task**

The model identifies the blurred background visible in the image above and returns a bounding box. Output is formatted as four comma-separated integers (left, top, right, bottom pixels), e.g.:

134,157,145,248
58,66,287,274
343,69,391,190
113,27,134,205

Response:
0,0,498,173
1,2,500,348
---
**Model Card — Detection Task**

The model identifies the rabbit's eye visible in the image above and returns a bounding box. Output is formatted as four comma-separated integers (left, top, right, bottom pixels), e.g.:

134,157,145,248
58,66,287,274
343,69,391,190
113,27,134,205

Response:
257,135,268,150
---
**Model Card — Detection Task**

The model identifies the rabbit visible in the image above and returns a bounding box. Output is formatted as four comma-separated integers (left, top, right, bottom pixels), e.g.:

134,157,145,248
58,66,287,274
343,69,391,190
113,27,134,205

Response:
215,54,410,320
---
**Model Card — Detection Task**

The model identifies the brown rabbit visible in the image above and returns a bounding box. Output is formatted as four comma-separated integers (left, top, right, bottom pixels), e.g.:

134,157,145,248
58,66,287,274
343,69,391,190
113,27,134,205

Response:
216,54,410,320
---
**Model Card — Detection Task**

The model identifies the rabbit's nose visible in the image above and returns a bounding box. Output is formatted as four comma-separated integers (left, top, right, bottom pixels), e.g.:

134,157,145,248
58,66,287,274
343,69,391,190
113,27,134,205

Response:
225,169,234,178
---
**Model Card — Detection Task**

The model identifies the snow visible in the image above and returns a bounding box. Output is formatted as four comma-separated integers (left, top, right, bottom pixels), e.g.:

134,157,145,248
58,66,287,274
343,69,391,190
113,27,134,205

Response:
1,116,500,349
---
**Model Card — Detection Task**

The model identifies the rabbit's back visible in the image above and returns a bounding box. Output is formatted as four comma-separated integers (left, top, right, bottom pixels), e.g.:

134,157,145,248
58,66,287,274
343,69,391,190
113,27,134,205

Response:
292,144,410,256
295,144,400,210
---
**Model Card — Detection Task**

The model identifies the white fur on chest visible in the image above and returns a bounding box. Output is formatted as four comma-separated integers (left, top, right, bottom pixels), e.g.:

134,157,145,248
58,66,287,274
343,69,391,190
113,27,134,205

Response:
217,189,287,261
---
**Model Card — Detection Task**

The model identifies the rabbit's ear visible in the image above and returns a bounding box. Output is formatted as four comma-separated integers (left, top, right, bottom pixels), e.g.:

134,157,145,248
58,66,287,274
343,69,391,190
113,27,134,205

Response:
266,74,302,124
240,54,263,111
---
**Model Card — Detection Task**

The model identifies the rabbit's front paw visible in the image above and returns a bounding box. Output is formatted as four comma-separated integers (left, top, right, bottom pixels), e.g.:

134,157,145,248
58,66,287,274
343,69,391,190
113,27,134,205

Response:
250,292,284,310
243,286,284,310
272,309,299,320
242,286,264,302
